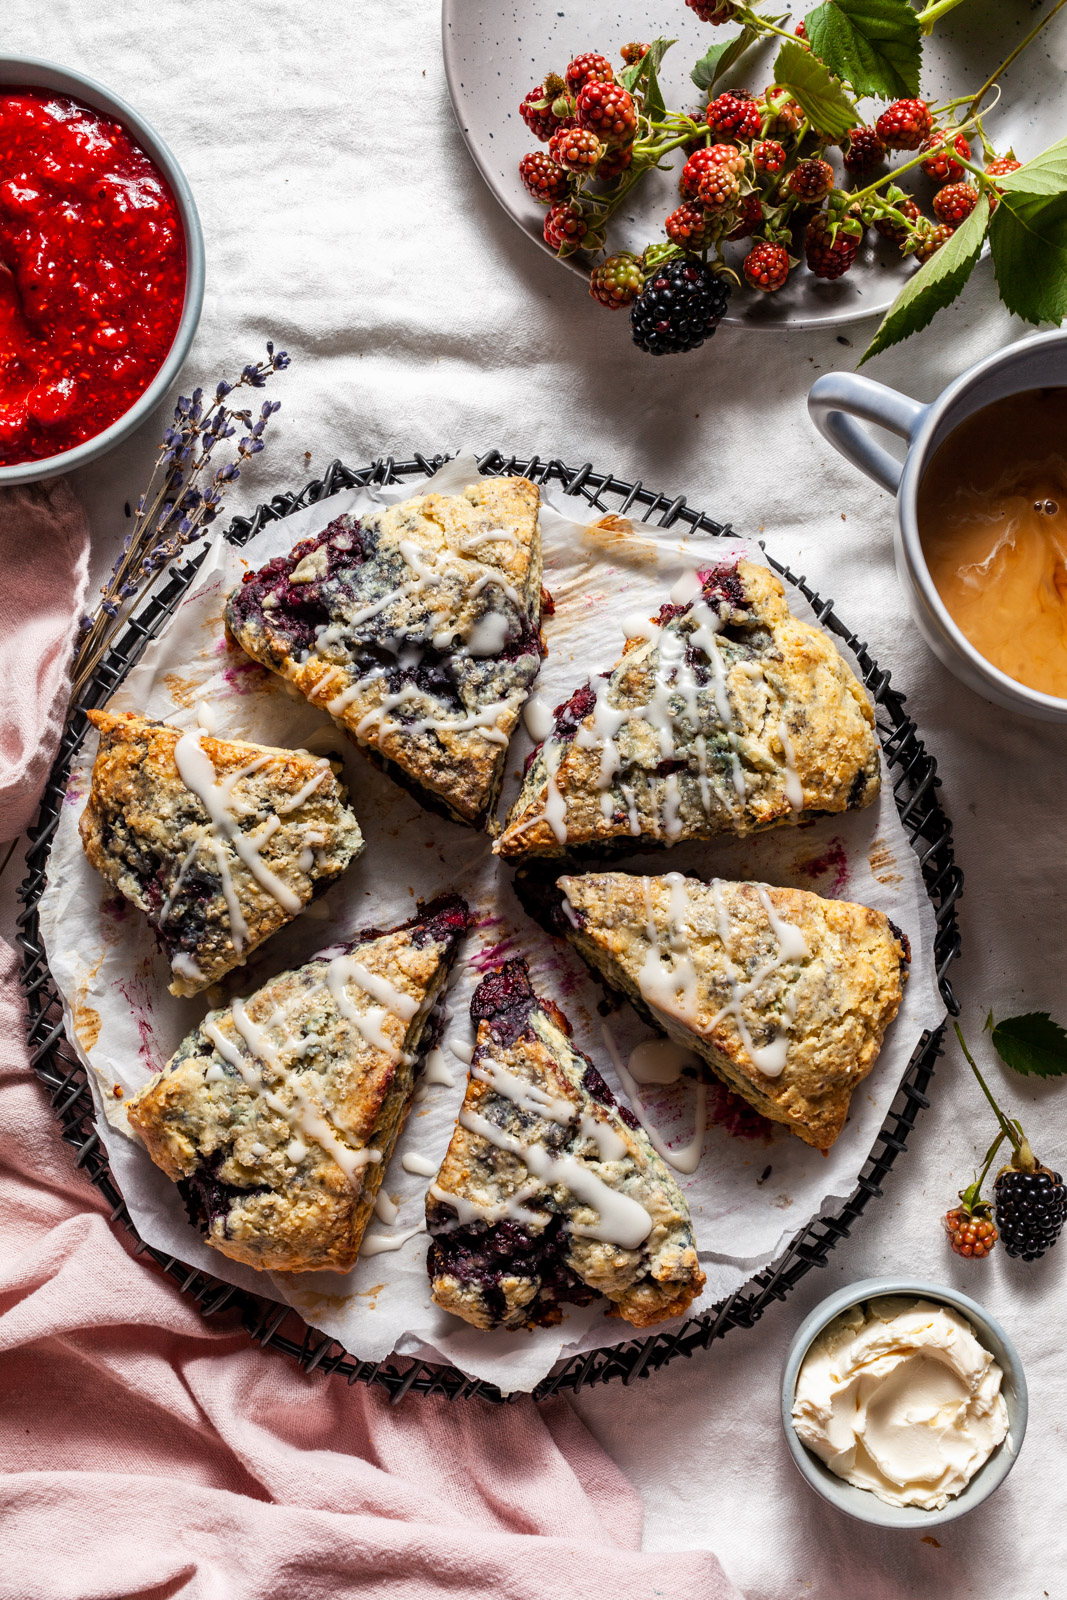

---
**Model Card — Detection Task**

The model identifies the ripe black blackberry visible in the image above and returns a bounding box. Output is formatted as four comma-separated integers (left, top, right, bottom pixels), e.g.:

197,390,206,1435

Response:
995,1167,1067,1260
630,260,730,355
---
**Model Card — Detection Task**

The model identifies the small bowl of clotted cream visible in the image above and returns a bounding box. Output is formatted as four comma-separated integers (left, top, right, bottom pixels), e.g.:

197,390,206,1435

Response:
780,1279,1027,1528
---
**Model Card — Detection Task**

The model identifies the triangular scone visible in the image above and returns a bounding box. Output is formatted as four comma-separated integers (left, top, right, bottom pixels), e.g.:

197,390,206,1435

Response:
426,959,705,1331
225,477,544,830
556,872,909,1150
127,897,469,1274
79,710,364,998
496,559,879,859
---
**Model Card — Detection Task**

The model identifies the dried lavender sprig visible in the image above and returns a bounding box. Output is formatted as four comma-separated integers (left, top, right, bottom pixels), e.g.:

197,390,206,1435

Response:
69,344,289,706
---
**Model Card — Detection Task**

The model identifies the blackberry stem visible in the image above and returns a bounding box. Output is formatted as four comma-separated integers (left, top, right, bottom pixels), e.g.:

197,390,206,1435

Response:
954,1022,1036,1171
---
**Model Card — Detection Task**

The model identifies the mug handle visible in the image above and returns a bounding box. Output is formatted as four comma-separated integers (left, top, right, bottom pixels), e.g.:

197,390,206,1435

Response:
808,373,929,494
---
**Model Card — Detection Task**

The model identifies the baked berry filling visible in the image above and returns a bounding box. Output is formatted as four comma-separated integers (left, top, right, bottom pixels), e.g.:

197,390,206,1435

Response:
177,1151,270,1239
426,1213,597,1327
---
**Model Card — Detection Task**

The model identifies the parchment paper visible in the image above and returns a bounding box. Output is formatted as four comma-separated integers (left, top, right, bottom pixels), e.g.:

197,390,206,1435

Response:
39,454,945,1392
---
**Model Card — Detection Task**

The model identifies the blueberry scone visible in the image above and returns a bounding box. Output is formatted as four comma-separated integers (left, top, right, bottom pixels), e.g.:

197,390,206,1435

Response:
496,560,880,859
553,871,909,1150
127,896,470,1274
426,959,705,1330
80,710,364,998
225,477,544,830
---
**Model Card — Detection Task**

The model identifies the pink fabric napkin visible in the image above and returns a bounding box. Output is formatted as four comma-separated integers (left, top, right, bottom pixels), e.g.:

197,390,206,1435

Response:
0,479,89,843
0,937,741,1599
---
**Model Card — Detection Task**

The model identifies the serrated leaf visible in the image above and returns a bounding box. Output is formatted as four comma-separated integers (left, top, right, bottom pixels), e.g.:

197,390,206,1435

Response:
990,189,1067,325
990,1012,1067,1078
691,25,759,92
805,0,921,99
772,38,857,142
996,136,1067,198
859,193,988,364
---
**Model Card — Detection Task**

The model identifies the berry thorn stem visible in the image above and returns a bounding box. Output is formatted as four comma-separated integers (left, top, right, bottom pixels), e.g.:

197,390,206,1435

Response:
968,0,1067,115
954,1021,1036,1170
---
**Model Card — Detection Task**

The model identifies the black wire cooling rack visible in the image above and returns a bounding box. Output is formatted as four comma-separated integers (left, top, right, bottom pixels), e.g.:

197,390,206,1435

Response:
17,449,963,1405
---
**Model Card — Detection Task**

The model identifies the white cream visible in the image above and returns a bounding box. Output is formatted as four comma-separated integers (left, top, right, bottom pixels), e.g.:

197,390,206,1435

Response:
792,1296,1009,1511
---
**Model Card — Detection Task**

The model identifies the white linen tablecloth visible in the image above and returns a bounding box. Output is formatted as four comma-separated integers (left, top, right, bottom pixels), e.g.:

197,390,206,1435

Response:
3,2,1065,1594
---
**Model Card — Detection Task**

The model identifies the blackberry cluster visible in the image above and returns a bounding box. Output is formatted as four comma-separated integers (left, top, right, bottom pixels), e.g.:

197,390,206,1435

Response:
630,260,730,354
995,1168,1067,1261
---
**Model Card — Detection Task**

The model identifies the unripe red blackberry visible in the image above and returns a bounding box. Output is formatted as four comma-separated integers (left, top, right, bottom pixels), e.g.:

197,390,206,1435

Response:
564,52,614,98
697,161,741,214
589,252,644,308
681,146,736,199
620,42,650,65
804,210,861,279
752,139,787,176
921,129,971,184
876,97,933,151
787,158,834,202
575,81,637,145
705,90,761,142
912,222,954,264
543,199,588,253
520,84,566,143
743,239,790,291
842,126,885,177
932,182,978,225
665,201,716,251
519,151,570,205
548,125,603,175
944,1206,997,1259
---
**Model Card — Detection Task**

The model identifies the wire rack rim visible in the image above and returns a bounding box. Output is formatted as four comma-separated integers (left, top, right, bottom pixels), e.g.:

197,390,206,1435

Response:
17,449,962,1405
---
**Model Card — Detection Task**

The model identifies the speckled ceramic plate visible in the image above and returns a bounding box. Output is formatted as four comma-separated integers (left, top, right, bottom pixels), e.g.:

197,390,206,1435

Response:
441,0,1058,330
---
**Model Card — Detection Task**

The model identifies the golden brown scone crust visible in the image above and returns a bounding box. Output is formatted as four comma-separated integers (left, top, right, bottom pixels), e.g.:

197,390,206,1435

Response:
426,960,704,1331
224,478,544,829
557,872,908,1150
126,898,468,1274
79,709,364,997
497,560,879,859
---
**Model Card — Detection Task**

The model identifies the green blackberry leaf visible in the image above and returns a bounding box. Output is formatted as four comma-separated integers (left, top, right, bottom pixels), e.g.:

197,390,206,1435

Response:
989,1012,1067,1079
804,0,921,100
622,37,675,121
859,191,988,364
990,189,1067,325
691,25,760,92
772,39,857,141
994,136,1067,198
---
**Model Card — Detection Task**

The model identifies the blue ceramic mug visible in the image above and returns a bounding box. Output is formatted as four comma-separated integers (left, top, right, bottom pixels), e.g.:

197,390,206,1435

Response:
808,329,1067,721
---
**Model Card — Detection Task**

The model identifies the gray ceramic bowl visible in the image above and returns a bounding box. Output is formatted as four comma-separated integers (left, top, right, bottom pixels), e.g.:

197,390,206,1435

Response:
781,1278,1028,1529
0,57,205,485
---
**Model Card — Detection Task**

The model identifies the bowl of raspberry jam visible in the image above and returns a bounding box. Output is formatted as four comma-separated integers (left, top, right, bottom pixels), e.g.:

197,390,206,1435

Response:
0,59,204,483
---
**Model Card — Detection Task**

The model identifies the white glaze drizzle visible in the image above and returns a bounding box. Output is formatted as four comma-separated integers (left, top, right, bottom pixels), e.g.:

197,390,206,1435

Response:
601,1024,707,1176
705,881,807,1077
400,1151,439,1177
457,1104,652,1250
171,730,303,961
202,1005,380,1187
523,695,554,743
422,1048,456,1088
374,1190,400,1225
360,1221,426,1257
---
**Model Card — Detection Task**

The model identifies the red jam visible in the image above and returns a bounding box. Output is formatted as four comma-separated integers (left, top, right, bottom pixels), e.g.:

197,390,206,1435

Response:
0,88,186,466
